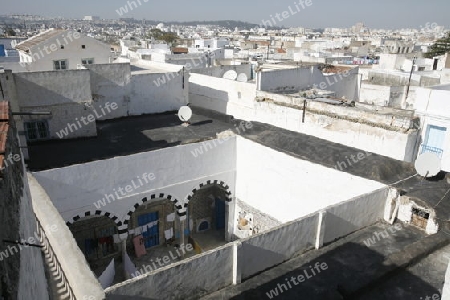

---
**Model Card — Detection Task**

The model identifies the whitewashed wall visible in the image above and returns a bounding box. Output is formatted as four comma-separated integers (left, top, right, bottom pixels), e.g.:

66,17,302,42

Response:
8,62,190,141
442,260,450,300
190,74,418,162
32,138,236,223
106,243,234,299
28,174,105,300
23,32,111,72
105,183,391,298
17,171,50,300
377,53,406,70
86,63,131,119
415,87,450,172
257,66,322,93
235,137,386,223
192,64,252,80
20,103,98,140
441,69,450,85
257,66,359,101
130,71,188,115
189,73,256,115
357,83,409,108
13,70,92,107
13,70,97,139
239,213,318,279
323,187,389,244
360,83,391,106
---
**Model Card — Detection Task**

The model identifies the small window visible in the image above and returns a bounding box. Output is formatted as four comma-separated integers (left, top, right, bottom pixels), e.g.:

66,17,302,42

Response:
60,45,64,49
25,121,49,141
54,59,68,70
81,58,94,65
82,45,86,49
412,208,429,220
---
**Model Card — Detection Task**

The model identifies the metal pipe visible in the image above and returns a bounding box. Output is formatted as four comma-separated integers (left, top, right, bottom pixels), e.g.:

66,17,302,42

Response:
302,99,307,123
12,112,51,116
3,239,44,248
405,56,417,100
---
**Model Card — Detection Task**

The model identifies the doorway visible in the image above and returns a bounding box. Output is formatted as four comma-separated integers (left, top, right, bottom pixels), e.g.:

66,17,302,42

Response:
138,212,160,248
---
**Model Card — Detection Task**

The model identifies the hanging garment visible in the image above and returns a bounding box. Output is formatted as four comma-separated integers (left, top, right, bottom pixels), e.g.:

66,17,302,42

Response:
164,228,174,240
166,213,175,222
113,234,120,244
133,235,147,258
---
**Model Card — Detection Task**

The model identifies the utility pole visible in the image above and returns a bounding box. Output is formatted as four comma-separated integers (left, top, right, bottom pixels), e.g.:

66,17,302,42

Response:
405,56,417,100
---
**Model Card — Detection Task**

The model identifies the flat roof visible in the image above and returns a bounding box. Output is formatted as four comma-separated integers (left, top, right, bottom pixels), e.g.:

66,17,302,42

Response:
26,107,450,220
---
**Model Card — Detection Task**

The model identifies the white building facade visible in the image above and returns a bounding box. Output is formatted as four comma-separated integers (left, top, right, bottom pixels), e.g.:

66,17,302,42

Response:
415,85,450,172
16,28,112,72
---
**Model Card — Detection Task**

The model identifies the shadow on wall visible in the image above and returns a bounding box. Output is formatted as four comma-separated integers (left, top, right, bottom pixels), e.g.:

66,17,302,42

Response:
14,72,91,107
322,213,361,245
86,64,131,119
406,129,422,163
189,83,230,115
230,242,441,300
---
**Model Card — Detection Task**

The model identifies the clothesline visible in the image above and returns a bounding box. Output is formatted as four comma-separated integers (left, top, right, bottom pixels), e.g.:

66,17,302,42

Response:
112,213,177,243
129,220,159,236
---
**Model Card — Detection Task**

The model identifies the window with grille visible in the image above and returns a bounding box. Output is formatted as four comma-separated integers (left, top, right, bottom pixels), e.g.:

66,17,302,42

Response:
25,121,49,141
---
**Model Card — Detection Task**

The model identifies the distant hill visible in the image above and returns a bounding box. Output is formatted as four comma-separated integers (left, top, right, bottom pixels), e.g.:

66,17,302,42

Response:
141,20,262,30
178,20,263,30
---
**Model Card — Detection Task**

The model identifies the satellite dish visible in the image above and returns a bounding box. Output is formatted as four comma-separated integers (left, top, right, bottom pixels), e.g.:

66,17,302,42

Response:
178,106,192,123
414,152,441,177
237,73,248,82
223,70,238,80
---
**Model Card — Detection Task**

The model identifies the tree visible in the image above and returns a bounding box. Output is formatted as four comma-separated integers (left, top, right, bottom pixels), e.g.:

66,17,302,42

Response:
2,27,16,37
147,28,163,40
147,28,178,45
424,32,450,58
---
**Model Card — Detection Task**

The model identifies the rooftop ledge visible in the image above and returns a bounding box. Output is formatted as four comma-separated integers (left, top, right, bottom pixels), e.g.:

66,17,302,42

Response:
256,90,417,132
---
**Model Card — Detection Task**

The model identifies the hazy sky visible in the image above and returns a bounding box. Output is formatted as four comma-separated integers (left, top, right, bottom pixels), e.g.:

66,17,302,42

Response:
2,0,450,29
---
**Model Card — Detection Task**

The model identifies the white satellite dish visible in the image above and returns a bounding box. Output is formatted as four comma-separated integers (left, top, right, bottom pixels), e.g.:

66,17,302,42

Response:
414,152,441,177
237,73,248,82
223,70,238,80
178,106,192,123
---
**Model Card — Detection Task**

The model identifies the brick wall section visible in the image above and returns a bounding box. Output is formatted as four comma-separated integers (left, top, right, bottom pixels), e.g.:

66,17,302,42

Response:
0,101,23,298
236,198,282,234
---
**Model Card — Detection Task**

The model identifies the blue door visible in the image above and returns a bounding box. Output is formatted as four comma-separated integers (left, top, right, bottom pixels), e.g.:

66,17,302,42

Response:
215,198,226,230
138,212,159,248
422,125,447,157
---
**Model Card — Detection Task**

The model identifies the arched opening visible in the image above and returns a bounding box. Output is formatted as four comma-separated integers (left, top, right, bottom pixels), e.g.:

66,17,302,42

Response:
68,215,119,274
188,184,230,252
128,198,176,253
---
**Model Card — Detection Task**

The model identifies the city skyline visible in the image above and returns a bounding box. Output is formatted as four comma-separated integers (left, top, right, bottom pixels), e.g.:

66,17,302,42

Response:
2,0,450,30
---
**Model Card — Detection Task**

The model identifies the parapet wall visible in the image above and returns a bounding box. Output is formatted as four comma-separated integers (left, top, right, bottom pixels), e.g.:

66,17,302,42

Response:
105,186,391,299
